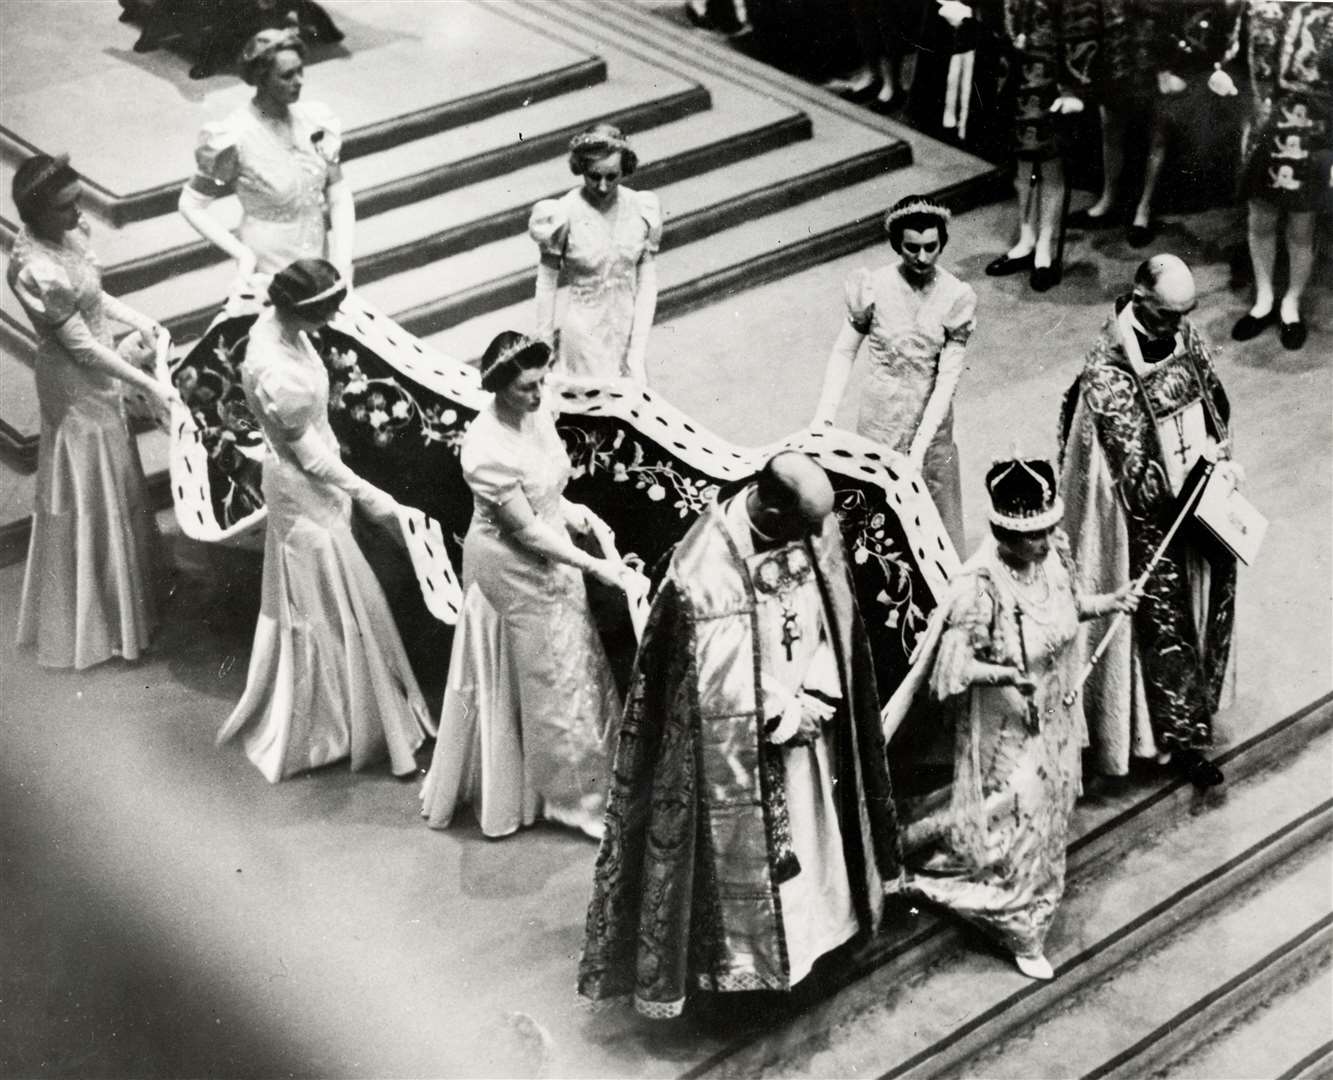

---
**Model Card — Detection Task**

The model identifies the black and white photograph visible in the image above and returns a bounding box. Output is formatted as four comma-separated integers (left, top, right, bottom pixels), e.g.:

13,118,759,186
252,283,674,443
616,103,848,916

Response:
1,0,1330,1076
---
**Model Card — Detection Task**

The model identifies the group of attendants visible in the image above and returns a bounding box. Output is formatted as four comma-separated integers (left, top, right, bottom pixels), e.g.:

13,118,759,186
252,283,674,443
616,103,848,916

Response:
0,12,1284,1018
694,0,1330,348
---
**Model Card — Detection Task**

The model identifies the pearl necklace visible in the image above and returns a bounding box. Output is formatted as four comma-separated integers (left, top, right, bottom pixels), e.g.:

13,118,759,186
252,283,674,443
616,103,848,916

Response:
999,558,1051,606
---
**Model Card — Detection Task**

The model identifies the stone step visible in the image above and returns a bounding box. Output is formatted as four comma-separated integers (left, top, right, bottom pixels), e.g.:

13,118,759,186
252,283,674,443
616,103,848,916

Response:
362,139,915,347
950,839,1332,1079
0,0,609,227
1096,917,1332,1080
92,72,713,298
693,697,1333,1079
425,160,1000,364
88,82,806,302
0,345,40,473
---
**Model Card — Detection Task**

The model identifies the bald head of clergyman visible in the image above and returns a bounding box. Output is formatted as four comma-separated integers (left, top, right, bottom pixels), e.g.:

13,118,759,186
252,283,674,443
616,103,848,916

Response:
746,451,835,548
1131,253,1198,343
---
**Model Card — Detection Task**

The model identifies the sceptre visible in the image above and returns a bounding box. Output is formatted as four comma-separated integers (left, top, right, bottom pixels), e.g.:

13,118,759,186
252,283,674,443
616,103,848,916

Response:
1062,460,1215,707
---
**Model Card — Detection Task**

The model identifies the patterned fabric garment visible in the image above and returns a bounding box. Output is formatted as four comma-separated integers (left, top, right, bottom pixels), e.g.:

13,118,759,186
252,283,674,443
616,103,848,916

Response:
191,100,342,273
1059,315,1236,765
420,401,621,837
1235,1,1333,211
578,502,900,1018
218,312,432,782
983,0,1147,159
903,536,1084,959
7,219,158,669
845,264,975,554
529,187,662,378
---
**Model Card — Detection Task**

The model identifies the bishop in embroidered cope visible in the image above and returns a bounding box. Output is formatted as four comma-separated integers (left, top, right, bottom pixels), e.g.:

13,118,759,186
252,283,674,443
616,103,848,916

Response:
578,453,902,1019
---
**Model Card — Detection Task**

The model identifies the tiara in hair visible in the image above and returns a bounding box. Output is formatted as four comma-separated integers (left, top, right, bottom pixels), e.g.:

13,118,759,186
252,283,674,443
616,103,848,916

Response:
15,154,73,207
241,24,302,65
492,333,542,369
291,276,347,308
569,129,630,155
885,198,952,229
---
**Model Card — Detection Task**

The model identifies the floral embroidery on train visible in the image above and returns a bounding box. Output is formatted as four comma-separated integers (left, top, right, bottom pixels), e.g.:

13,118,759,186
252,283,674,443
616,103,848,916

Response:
835,488,928,652
325,344,469,454
172,317,476,530
170,319,264,528
559,423,720,517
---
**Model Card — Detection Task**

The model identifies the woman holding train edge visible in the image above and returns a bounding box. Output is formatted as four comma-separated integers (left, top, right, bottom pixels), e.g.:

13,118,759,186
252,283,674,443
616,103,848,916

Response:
421,331,629,839
813,196,975,555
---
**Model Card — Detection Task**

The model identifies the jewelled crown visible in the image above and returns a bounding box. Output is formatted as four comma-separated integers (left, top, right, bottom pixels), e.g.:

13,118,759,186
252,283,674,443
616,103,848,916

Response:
986,457,1063,532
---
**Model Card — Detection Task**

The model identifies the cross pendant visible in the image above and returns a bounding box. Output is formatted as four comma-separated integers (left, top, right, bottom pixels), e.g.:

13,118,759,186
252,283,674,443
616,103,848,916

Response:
1173,415,1192,466
781,610,802,662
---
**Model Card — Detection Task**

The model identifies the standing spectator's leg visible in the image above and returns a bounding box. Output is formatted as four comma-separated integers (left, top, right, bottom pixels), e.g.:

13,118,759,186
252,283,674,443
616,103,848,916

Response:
1245,199,1279,320
1086,105,1125,220
1129,109,1169,246
1031,157,1066,289
1278,210,1315,349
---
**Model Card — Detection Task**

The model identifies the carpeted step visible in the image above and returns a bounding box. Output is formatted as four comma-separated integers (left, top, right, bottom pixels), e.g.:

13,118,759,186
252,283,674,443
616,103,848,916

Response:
951,839,1332,1079
0,0,611,227
1090,915,1332,1080
691,697,1333,1079
0,345,40,472
363,138,920,346
45,70,712,302
86,81,807,303
424,161,1002,363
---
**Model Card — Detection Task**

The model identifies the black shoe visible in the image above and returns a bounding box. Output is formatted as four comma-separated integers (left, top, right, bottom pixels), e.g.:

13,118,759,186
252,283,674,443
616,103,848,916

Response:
1067,208,1119,230
1127,224,1154,248
1030,264,1062,292
843,79,885,105
985,251,1034,276
1176,748,1225,788
1279,318,1308,350
1231,310,1276,341
869,93,901,115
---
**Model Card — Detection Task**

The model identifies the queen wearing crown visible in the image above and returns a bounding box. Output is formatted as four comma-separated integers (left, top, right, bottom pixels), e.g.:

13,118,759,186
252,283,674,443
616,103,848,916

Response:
883,455,1138,980
813,195,976,555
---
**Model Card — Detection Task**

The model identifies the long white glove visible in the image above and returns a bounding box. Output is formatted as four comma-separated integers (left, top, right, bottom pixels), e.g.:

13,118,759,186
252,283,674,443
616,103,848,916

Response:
288,428,398,522
907,340,965,470
55,314,177,409
534,258,560,347
100,292,160,337
812,322,864,428
326,178,355,286
563,498,620,559
624,257,659,382
178,186,257,279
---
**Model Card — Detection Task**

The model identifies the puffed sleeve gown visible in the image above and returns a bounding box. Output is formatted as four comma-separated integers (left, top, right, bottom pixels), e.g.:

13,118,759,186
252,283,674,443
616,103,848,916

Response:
7,218,159,669
420,401,621,838
528,187,662,379
217,311,433,782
